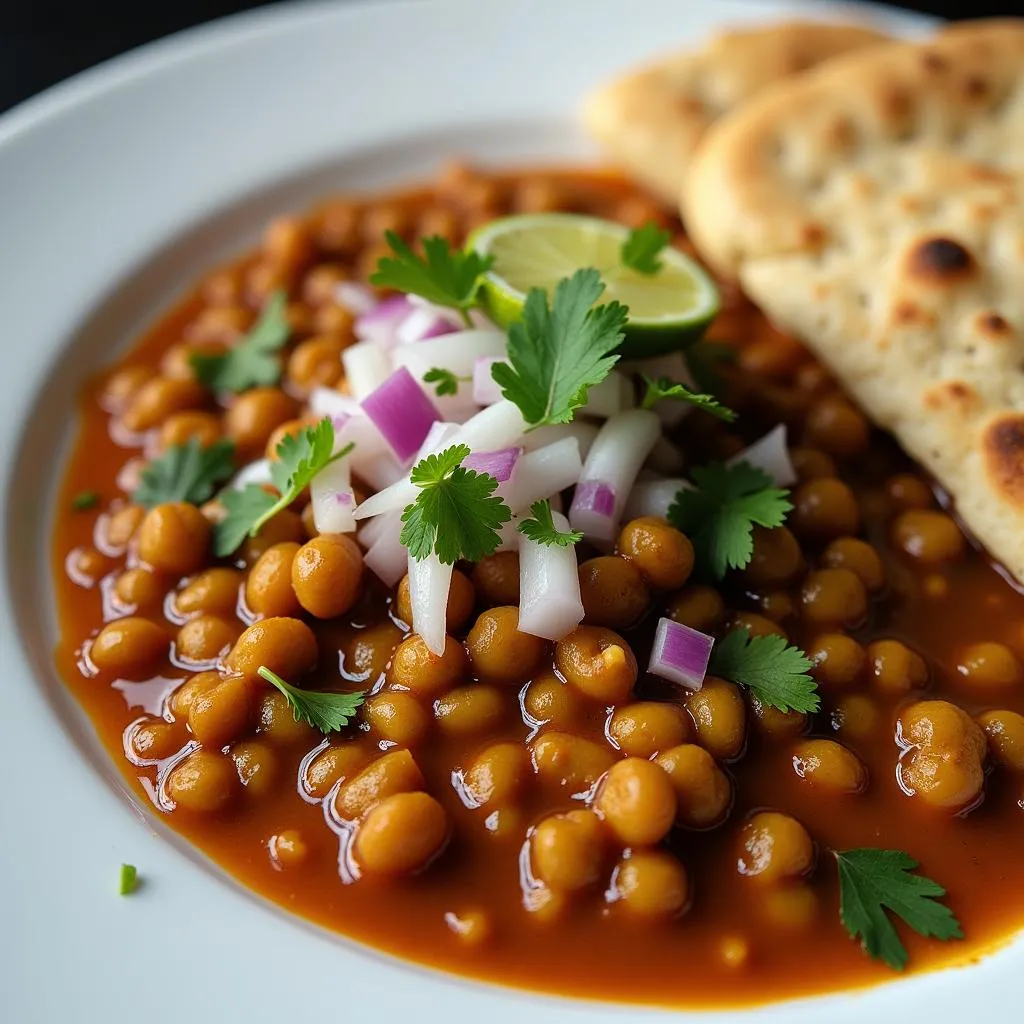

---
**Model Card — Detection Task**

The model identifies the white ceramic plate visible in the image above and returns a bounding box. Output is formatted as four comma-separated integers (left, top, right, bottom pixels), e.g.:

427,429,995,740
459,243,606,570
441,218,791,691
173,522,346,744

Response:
2,0,1019,1021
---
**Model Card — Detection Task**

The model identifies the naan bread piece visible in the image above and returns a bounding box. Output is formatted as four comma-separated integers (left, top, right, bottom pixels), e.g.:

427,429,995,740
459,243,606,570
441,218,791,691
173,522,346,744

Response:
681,21,1024,581
583,21,891,205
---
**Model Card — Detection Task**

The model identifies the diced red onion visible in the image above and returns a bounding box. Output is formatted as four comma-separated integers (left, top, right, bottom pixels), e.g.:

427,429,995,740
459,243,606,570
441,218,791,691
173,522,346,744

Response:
523,421,599,460
518,510,585,641
728,424,796,487
229,458,273,491
473,356,507,406
463,447,522,484
578,371,634,420
362,366,441,466
573,480,616,517
648,617,713,691
363,516,408,586
393,330,507,381
342,341,392,400
310,457,355,534
623,477,690,521
335,282,377,317
407,551,453,657
395,307,456,345
354,294,413,348
500,437,583,513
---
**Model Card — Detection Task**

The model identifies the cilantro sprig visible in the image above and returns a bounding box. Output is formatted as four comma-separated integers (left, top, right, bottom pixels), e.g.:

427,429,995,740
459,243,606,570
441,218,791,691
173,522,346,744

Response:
710,627,819,713
491,268,627,428
834,848,962,971
214,418,352,556
423,367,470,397
370,233,493,327
641,375,736,422
119,863,138,896
400,444,512,564
258,666,365,735
134,438,236,508
517,499,583,548
621,222,672,275
667,460,792,579
189,290,291,392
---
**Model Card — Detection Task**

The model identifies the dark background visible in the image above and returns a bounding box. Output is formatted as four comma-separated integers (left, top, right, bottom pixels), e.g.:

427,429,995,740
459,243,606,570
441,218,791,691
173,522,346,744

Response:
0,0,1018,114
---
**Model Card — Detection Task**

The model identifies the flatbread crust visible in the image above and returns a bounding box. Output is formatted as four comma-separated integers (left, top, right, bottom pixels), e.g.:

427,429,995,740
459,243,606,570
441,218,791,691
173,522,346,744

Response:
583,21,890,205
681,20,1024,581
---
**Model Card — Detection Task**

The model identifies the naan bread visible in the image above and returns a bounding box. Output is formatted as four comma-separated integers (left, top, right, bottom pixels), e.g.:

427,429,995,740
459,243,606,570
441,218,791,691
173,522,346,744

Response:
583,21,891,205
681,21,1024,581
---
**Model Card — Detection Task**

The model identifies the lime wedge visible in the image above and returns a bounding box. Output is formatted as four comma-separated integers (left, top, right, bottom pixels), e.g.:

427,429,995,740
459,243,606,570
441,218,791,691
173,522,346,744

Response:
468,213,720,359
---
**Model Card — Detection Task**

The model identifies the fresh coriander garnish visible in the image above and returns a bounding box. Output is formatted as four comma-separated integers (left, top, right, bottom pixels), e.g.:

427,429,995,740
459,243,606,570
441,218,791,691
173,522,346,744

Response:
620,222,672,275
119,863,138,895
72,490,99,511
370,232,493,327
667,460,792,579
640,375,736,422
491,268,627,428
400,443,512,564
834,848,962,971
686,340,735,395
257,666,365,734
133,438,236,508
189,290,291,392
214,418,352,556
423,367,470,397
517,498,583,548
709,627,819,713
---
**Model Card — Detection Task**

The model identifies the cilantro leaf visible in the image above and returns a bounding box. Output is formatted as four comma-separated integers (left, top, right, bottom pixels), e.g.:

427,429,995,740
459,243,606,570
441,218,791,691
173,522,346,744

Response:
423,367,468,397
72,490,99,511
189,291,291,392
621,222,672,275
134,438,236,508
257,666,365,735
709,627,819,713
686,341,735,394
492,268,626,428
213,418,352,556
370,232,493,326
834,848,963,971
119,863,138,896
667,460,792,579
641,375,736,422
517,499,583,548
400,443,512,564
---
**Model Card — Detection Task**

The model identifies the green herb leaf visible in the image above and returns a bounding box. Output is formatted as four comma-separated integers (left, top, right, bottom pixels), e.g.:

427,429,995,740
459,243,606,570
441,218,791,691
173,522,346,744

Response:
72,490,100,511
709,627,819,713
517,498,583,548
213,418,352,556
686,341,735,394
134,438,236,509
370,232,493,325
423,367,468,397
119,863,138,895
189,290,291,392
492,268,626,428
667,460,792,579
834,848,963,971
400,444,512,564
257,666,365,735
620,222,672,275
640,375,736,421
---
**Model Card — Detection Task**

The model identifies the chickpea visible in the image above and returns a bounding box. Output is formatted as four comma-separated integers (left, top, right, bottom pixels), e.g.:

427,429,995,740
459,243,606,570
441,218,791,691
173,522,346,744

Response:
792,739,867,794
286,336,344,393
175,614,239,665
789,447,837,482
231,740,279,796
886,473,934,511
760,885,820,931
444,909,492,947
759,591,795,623
137,502,211,576
808,633,866,690
165,750,237,812
956,642,1021,690
555,626,637,705
898,700,987,810
522,672,585,729
616,518,694,591
684,677,747,761
976,710,1024,771
467,607,546,684
311,199,360,256
303,740,374,799
892,510,965,565
344,621,403,684
129,719,183,761
291,534,363,619
471,551,520,606
395,569,475,632
113,567,165,613
175,567,243,619
245,261,294,306
799,568,867,628
314,302,355,338
102,366,155,412
224,388,300,460
831,694,880,741
802,396,869,459
169,670,222,719
595,757,677,846
821,538,885,592
355,792,448,874
867,639,928,695
186,306,252,346
263,418,307,461
530,810,606,891
122,377,207,433
608,702,690,757
416,207,460,242
271,828,308,867
790,479,860,542
530,732,617,795
104,504,145,550
242,509,305,562
729,612,786,640
225,616,318,682
748,695,807,741
301,263,349,306
187,675,256,748
665,585,725,633
741,526,802,588
463,742,531,808
737,811,814,884
245,542,301,618
202,266,244,306
257,689,318,746
578,556,649,630
655,744,732,828
433,685,505,736
263,216,315,271
389,634,467,696
364,692,431,747
90,617,169,677
612,850,689,920
334,749,426,820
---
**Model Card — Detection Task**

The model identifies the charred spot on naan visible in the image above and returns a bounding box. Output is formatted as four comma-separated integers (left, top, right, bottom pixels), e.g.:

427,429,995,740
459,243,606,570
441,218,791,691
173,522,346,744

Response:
905,237,977,285
974,310,1014,341
984,415,1024,506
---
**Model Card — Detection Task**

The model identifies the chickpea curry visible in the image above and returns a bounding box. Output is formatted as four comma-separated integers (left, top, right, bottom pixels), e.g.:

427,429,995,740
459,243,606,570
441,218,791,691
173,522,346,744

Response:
53,165,1024,1007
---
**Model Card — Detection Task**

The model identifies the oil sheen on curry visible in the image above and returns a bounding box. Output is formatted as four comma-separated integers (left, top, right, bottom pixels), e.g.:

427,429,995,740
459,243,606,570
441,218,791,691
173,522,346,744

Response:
52,166,1024,1007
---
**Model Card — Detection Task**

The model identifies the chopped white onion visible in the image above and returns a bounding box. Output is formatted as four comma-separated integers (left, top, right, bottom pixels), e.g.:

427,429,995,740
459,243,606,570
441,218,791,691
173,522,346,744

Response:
308,387,361,424
499,437,583,513
334,281,377,317
395,307,457,345
623,477,690,521
363,517,408,586
728,424,797,487
354,294,413,348
228,458,273,491
407,551,453,657
392,330,507,381
342,341,392,400
472,356,508,406
648,617,713,691
518,510,585,641
357,508,398,551
310,457,356,534
495,519,521,553
578,371,634,420
522,421,600,460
